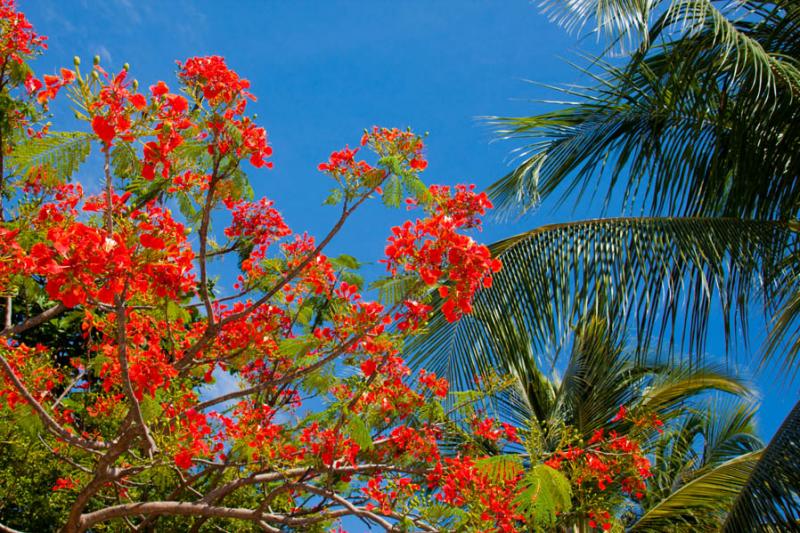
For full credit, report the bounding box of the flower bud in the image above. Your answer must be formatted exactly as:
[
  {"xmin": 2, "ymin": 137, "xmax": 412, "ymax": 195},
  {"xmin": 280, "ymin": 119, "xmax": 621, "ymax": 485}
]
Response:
[
  {"xmin": 93, "ymin": 55, "xmax": 100, "ymax": 65},
  {"xmin": 123, "ymin": 62, "xmax": 130, "ymax": 71},
  {"xmin": 73, "ymin": 56, "xmax": 80, "ymax": 67},
  {"xmin": 132, "ymin": 79, "xmax": 139, "ymax": 90},
  {"xmin": 92, "ymin": 70, "xmax": 99, "ymax": 80}
]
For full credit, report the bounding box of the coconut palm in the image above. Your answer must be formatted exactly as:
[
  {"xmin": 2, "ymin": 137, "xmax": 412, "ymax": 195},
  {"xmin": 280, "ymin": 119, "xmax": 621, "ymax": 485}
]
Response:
[
  {"xmin": 412, "ymin": 0, "xmax": 800, "ymax": 529},
  {"xmin": 426, "ymin": 312, "xmax": 764, "ymax": 531},
  {"xmin": 628, "ymin": 398, "xmax": 764, "ymax": 531}
]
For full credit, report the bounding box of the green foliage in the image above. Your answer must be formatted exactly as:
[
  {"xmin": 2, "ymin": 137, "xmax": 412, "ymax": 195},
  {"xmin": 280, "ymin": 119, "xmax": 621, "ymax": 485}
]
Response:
[
  {"xmin": 8, "ymin": 131, "xmax": 91, "ymax": 184},
  {"xmin": 512, "ymin": 465, "xmax": 572, "ymax": 528},
  {"xmin": 0, "ymin": 418, "xmax": 72, "ymax": 531},
  {"xmin": 345, "ymin": 414, "xmax": 374, "ymax": 451},
  {"xmin": 382, "ymin": 174, "xmax": 403, "ymax": 207},
  {"xmin": 475, "ymin": 454, "xmax": 524, "ymax": 482}
]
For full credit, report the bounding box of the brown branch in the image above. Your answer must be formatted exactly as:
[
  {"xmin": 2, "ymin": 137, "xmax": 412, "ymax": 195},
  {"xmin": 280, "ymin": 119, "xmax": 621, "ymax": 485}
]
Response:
[
  {"xmin": 61, "ymin": 421, "xmax": 142, "ymax": 532},
  {"xmin": 77, "ymin": 501, "xmax": 357, "ymax": 531},
  {"xmin": 114, "ymin": 290, "xmax": 157, "ymax": 458},
  {"xmin": 291, "ymin": 482, "xmax": 393, "ymax": 531},
  {"xmin": 200, "ymin": 463, "xmax": 427, "ymax": 507},
  {"xmin": 0, "ymin": 521, "xmax": 25, "ymax": 533},
  {"xmin": 0, "ymin": 302, "xmax": 67, "ymax": 337},
  {"xmin": 0, "ymin": 350, "xmax": 107, "ymax": 451}
]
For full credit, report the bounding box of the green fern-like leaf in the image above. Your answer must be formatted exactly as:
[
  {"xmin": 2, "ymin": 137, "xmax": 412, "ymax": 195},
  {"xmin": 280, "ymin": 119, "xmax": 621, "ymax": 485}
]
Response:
[
  {"xmin": 111, "ymin": 142, "xmax": 141, "ymax": 181},
  {"xmin": 513, "ymin": 464, "xmax": 572, "ymax": 528},
  {"xmin": 345, "ymin": 415, "xmax": 374, "ymax": 451},
  {"xmin": 382, "ymin": 175, "xmax": 402, "ymax": 208},
  {"xmin": 9, "ymin": 131, "xmax": 91, "ymax": 183},
  {"xmin": 475, "ymin": 454, "xmax": 524, "ymax": 482}
]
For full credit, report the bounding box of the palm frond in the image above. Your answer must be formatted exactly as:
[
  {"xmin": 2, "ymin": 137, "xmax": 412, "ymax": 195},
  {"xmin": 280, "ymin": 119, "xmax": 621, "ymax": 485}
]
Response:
[
  {"xmin": 408, "ymin": 218, "xmax": 797, "ymax": 392},
  {"xmin": 722, "ymin": 398, "xmax": 800, "ymax": 532},
  {"xmin": 629, "ymin": 450, "xmax": 763, "ymax": 531},
  {"xmin": 538, "ymin": 0, "xmax": 655, "ymax": 52},
  {"xmin": 490, "ymin": 3, "xmax": 800, "ymax": 220},
  {"xmin": 638, "ymin": 367, "xmax": 752, "ymax": 422}
]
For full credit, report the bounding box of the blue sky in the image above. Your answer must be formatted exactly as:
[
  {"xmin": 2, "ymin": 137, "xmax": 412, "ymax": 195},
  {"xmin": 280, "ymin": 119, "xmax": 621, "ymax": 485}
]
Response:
[{"xmin": 23, "ymin": 0, "xmax": 794, "ymax": 441}]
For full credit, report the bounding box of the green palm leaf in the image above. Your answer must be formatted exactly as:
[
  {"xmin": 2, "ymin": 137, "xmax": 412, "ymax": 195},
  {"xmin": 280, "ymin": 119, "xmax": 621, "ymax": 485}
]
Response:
[
  {"xmin": 722, "ymin": 398, "xmax": 800, "ymax": 532},
  {"xmin": 490, "ymin": 3, "xmax": 800, "ymax": 220},
  {"xmin": 629, "ymin": 450, "xmax": 763, "ymax": 531},
  {"xmin": 408, "ymin": 217, "xmax": 796, "ymax": 392}
]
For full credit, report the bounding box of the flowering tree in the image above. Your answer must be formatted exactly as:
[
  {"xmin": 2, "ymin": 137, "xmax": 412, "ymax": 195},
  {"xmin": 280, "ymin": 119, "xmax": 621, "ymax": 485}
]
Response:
[{"xmin": 0, "ymin": 3, "xmax": 658, "ymax": 531}]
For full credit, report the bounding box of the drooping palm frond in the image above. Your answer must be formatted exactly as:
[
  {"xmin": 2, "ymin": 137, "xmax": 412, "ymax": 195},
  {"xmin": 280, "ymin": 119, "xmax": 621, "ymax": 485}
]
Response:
[
  {"xmin": 629, "ymin": 450, "xmax": 763, "ymax": 531},
  {"xmin": 763, "ymin": 245, "xmax": 800, "ymax": 379},
  {"xmin": 538, "ymin": 0, "xmax": 655, "ymax": 51},
  {"xmin": 407, "ymin": 217, "xmax": 797, "ymax": 393},
  {"xmin": 641, "ymin": 397, "xmax": 761, "ymax": 510},
  {"xmin": 490, "ymin": 2, "xmax": 800, "ymax": 220},
  {"xmin": 699, "ymin": 397, "xmax": 763, "ymax": 465},
  {"xmin": 722, "ymin": 398, "xmax": 800, "ymax": 532}
]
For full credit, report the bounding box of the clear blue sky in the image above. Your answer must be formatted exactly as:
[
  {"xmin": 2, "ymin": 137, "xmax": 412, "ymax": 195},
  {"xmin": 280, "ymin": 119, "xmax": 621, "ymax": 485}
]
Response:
[{"xmin": 23, "ymin": 0, "xmax": 794, "ymax": 441}]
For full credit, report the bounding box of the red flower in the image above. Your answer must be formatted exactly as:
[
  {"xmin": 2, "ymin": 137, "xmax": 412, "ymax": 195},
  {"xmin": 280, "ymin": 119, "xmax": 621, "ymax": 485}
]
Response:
[
  {"xmin": 52, "ymin": 477, "xmax": 77, "ymax": 491},
  {"xmin": 91, "ymin": 115, "xmax": 116, "ymax": 144},
  {"xmin": 150, "ymin": 81, "xmax": 169, "ymax": 97},
  {"xmin": 130, "ymin": 92, "xmax": 147, "ymax": 110},
  {"xmin": 174, "ymin": 448, "xmax": 194, "ymax": 469},
  {"xmin": 611, "ymin": 405, "xmax": 627, "ymax": 423}
]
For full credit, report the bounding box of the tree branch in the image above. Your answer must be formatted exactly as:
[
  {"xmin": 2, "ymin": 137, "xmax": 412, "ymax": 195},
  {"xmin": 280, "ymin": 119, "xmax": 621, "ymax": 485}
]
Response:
[{"xmin": 0, "ymin": 302, "xmax": 67, "ymax": 337}]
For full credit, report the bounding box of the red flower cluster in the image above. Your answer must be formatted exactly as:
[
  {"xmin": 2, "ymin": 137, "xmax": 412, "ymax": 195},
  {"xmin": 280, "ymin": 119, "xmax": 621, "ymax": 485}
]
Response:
[
  {"xmin": 384, "ymin": 184, "xmax": 502, "ymax": 321},
  {"xmin": 179, "ymin": 56, "xmax": 273, "ymax": 169},
  {"xmin": 471, "ymin": 416, "xmax": 521, "ymax": 443},
  {"xmin": 0, "ymin": 0, "xmax": 46, "ymax": 68},
  {"xmin": 90, "ymin": 68, "xmax": 148, "ymax": 148},
  {"xmin": 317, "ymin": 146, "xmax": 374, "ymax": 178},
  {"xmin": 0, "ymin": 341, "xmax": 62, "ymax": 410},
  {"xmin": 438, "ymin": 455, "xmax": 524, "ymax": 532},
  {"xmin": 25, "ymin": 68, "xmax": 74, "ymax": 106},
  {"xmin": 300, "ymin": 422, "xmax": 360, "ymax": 467},
  {"xmin": 0, "ymin": 227, "xmax": 25, "ymax": 293},
  {"xmin": 178, "ymin": 55, "xmax": 253, "ymax": 106},
  {"xmin": 52, "ymin": 477, "xmax": 78, "ymax": 492},
  {"xmin": 588, "ymin": 510, "xmax": 613, "ymax": 531},
  {"xmin": 224, "ymin": 197, "xmax": 291, "ymax": 248},
  {"xmin": 419, "ymin": 369, "xmax": 449, "ymax": 398},
  {"xmin": 362, "ymin": 126, "xmax": 427, "ymax": 170},
  {"xmin": 141, "ymin": 80, "xmax": 193, "ymax": 179}
]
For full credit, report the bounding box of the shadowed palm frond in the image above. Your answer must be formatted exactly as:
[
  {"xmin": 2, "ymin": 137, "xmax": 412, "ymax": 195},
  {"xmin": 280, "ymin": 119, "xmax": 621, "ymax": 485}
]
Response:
[
  {"xmin": 641, "ymin": 397, "xmax": 761, "ymax": 508},
  {"xmin": 722, "ymin": 398, "xmax": 800, "ymax": 532}
]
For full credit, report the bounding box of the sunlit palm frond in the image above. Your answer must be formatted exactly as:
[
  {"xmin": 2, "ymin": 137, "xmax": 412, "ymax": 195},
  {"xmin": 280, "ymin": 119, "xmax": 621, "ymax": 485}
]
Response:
[
  {"xmin": 629, "ymin": 450, "xmax": 763, "ymax": 531},
  {"xmin": 491, "ymin": 3, "xmax": 800, "ymax": 220},
  {"xmin": 408, "ymin": 217, "xmax": 797, "ymax": 391}
]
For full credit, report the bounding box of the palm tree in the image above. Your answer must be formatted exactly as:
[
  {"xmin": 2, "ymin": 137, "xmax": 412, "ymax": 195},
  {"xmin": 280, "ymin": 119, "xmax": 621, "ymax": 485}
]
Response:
[
  {"xmin": 412, "ymin": 1, "xmax": 800, "ymax": 529},
  {"xmin": 629, "ymin": 398, "xmax": 764, "ymax": 531},
  {"xmin": 426, "ymin": 313, "xmax": 763, "ymax": 530}
]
